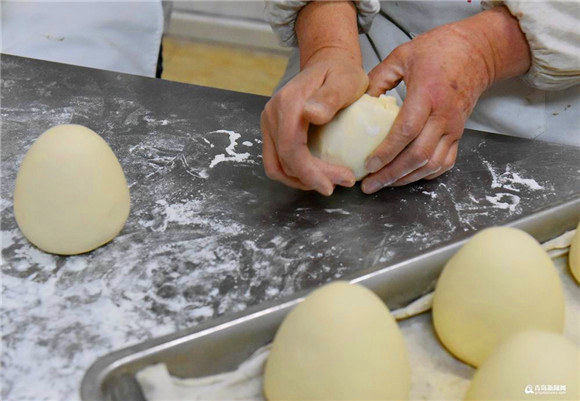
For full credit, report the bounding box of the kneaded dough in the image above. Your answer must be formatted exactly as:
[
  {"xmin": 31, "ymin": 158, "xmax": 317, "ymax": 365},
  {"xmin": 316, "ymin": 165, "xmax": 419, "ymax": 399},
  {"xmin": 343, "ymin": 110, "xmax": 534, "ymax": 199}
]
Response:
[
  {"xmin": 568, "ymin": 222, "xmax": 580, "ymax": 283},
  {"xmin": 263, "ymin": 281, "xmax": 410, "ymax": 400},
  {"xmin": 432, "ymin": 227, "xmax": 565, "ymax": 367},
  {"xmin": 14, "ymin": 124, "xmax": 130, "ymax": 255},
  {"xmin": 465, "ymin": 330, "xmax": 580, "ymax": 400},
  {"xmin": 308, "ymin": 94, "xmax": 400, "ymax": 180}
]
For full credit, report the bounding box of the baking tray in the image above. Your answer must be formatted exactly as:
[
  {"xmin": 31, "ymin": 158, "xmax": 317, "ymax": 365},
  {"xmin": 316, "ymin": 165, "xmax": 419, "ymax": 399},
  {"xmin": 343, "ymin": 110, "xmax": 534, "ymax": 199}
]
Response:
[{"xmin": 80, "ymin": 198, "xmax": 579, "ymax": 401}]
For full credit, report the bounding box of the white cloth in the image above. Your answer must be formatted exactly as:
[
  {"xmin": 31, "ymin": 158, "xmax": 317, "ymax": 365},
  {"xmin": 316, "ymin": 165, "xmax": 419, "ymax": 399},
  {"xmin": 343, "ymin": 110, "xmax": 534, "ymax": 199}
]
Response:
[
  {"xmin": 0, "ymin": 0, "xmax": 164, "ymax": 77},
  {"xmin": 136, "ymin": 230, "xmax": 580, "ymax": 401},
  {"xmin": 267, "ymin": 0, "xmax": 580, "ymax": 146},
  {"xmin": 482, "ymin": 1, "xmax": 580, "ymax": 91},
  {"xmin": 267, "ymin": 0, "xmax": 580, "ymax": 90}
]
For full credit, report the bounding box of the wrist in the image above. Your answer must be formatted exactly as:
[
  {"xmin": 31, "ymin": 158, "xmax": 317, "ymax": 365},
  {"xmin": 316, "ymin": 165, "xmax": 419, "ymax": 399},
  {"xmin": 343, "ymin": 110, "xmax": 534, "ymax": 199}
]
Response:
[
  {"xmin": 296, "ymin": 1, "xmax": 362, "ymax": 69},
  {"xmin": 303, "ymin": 46, "xmax": 363, "ymax": 71},
  {"xmin": 452, "ymin": 6, "xmax": 531, "ymax": 86}
]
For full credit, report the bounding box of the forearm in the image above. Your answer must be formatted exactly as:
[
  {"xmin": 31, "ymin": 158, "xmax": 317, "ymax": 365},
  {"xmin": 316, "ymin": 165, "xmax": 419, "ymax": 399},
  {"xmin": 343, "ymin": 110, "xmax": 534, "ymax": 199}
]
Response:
[
  {"xmin": 452, "ymin": 6, "xmax": 531, "ymax": 85},
  {"xmin": 296, "ymin": 1, "xmax": 362, "ymax": 69}
]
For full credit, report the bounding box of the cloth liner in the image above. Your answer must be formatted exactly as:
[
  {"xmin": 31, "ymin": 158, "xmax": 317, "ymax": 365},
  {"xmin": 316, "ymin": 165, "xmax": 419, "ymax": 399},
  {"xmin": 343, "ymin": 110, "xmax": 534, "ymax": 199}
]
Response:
[{"xmin": 137, "ymin": 229, "xmax": 579, "ymax": 401}]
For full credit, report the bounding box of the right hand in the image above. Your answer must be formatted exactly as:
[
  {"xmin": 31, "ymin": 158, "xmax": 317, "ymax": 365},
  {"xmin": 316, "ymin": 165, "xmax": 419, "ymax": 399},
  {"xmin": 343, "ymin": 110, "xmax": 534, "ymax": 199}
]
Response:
[{"xmin": 261, "ymin": 48, "xmax": 368, "ymax": 196}]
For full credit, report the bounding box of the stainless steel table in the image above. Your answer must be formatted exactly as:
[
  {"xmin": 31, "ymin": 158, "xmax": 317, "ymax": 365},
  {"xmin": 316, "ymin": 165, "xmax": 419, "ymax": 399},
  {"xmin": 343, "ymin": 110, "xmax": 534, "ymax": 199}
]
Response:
[{"xmin": 1, "ymin": 55, "xmax": 578, "ymax": 401}]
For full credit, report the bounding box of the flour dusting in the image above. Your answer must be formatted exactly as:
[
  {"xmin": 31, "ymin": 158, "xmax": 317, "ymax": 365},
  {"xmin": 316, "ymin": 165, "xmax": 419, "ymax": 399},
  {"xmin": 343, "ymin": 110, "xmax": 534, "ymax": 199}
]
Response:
[
  {"xmin": 3, "ymin": 54, "xmax": 578, "ymax": 401},
  {"xmin": 323, "ymin": 209, "xmax": 350, "ymax": 215},
  {"xmin": 422, "ymin": 191, "xmax": 437, "ymax": 199},
  {"xmin": 482, "ymin": 159, "xmax": 544, "ymax": 192},
  {"xmin": 478, "ymin": 158, "xmax": 547, "ymax": 214},
  {"xmin": 208, "ymin": 130, "xmax": 252, "ymax": 168},
  {"xmin": 137, "ymin": 198, "xmax": 242, "ymax": 237},
  {"xmin": 485, "ymin": 192, "xmax": 521, "ymax": 213}
]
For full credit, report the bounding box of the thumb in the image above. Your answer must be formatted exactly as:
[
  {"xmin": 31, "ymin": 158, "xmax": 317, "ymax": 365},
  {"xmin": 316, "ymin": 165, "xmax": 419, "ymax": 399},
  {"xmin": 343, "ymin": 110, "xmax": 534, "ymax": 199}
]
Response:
[
  {"xmin": 303, "ymin": 72, "xmax": 367, "ymax": 126},
  {"xmin": 367, "ymin": 50, "xmax": 405, "ymax": 96}
]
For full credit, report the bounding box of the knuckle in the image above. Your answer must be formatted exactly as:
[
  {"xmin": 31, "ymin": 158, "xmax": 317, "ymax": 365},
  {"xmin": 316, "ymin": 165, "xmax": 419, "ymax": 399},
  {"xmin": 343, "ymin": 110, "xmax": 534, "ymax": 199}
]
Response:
[
  {"xmin": 395, "ymin": 122, "xmax": 418, "ymax": 141},
  {"xmin": 429, "ymin": 114, "xmax": 447, "ymax": 127},
  {"xmin": 320, "ymin": 91, "xmax": 340, "ymax": 110},
  {"xmin": 368, "ymin": 67, "xmax": 380, "ymax": 81},
  {"xmin": 272, "ymin": 93, "xmax": 285, "ymax": 107},
  {"xmin": 273, "ymin": 88, "xmax": 291, "ymax": 106},
  {"xmin": 411, "ymin": 146, "xmax": 432, "ymax": 165}
]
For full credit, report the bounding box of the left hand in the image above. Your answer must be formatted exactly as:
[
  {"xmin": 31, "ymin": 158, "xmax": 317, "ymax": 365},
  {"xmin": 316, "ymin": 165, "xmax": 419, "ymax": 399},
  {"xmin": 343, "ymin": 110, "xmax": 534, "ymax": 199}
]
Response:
[{"xmin": 361, "ymin": 6, "xmax": 531, "ymax": 194}]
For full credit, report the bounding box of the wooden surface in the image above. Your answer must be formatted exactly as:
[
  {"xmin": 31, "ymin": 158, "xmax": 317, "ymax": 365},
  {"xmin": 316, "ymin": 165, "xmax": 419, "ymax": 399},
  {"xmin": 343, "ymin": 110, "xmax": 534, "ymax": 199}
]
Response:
[{"xmin": 161, "ymin": 36, "xmax": 288, "ymax": 96}]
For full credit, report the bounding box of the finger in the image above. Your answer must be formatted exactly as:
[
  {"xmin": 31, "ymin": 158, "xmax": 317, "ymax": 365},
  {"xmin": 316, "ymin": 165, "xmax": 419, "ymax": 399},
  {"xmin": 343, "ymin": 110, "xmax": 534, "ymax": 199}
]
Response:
[
  {"xmin": 365, "ymin": 87, "xmax": 431, "ymax": 175},
  {"xmin": 261, "ymin": 117, "xmax": 311, "ymax": 191},
  {"xmin": 279, "ymin": 144, "xmax": 336, "ymax": 196},
  {"xmin": 280, "ymin": 150, "xmax": 356, "ymax": 190},
  {"xmin": 277, "ymin": 97, "xmax": 351, "ymax": 195},
  {"xmin": 361, "ymin": 117, "xmax": 443, "ymax": 194},
  {"xmin": 390, "ymin": 134, "xmax": 454, "ymax": 187},
  {"xmin": 367, "ymin": 48, "xmax": 405, "ymax": 96},
  {"xmin": 275, "ymin": 112, "xmax": 335, "ymax": 195},
  {"xmin": 303, "ymin": 70, "xmax": 368, "ymax": 126},
  {"xmin": 312, "ymin": 158, "xmax": 357, "ymax": 188},
  {"xmin": 424, "ymin": 140, "xmax": 459, "ymax": 180}
]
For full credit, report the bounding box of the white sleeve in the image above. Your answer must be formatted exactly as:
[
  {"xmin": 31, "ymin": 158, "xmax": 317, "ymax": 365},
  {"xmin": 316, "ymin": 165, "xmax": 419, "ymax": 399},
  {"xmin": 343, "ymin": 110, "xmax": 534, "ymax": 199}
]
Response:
[
  {"xmin": 482, "ymin": 0, "xmax": 580, "ymax": 90},
  {"xmin": 265, "ymin": 0, "xmax": 380, "ymax": 47}
]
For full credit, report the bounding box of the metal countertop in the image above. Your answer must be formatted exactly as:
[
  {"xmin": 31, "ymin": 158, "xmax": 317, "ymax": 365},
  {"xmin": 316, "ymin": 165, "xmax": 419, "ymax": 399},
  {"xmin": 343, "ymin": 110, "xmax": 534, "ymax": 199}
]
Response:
[{"xmin": 1, "ymin": 55, "xmax": 579, "ymax": 400}]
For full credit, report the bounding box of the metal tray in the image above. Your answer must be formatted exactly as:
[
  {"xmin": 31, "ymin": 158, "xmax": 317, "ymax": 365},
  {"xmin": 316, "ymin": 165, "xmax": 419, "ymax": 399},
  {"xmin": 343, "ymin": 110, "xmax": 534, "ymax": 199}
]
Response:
[{"xmin": 81, "ymin": 198, "xmax": 579, "ymax": 401}]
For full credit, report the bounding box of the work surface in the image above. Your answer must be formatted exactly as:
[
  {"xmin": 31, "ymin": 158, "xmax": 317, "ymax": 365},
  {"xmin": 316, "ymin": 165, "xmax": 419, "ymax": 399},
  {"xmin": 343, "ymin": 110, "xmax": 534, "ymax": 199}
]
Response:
[{"xmin": 1, "ymin": 55, "xmax": 579, "ymax": 400}]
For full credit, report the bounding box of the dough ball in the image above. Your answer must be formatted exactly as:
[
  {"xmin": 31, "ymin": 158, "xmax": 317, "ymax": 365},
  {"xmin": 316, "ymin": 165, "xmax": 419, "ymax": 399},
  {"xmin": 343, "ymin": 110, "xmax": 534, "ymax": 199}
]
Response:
[
  {"xmin": 568, "ymin": 221, "xmax": 580, "ymax": 283},
  {"xmin": 14, "ymin": 124, "xmax": 130, "ymax": 255},
  {"xmin": 308, "ymin": 94, "xmax": 400, "ymax": 180},
  {"xmin": 465, "ymin": 330, "xmax": 580, "ymax": 400},
  {"xmin": 263, "ymin": 281, "xmax": 410, "ymax": 400},
  {"xmin": 432, "ymin": 227, "xmax": 565, "ymax": 367}
]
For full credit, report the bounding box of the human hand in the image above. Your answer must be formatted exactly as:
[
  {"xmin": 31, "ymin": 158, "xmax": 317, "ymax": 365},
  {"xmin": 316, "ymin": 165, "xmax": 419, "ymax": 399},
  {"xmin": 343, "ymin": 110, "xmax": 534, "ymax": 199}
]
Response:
[
  {"xmin": 361, "ymin": 6, "xmax": 531, "ymax": 194},
  {"xmin": 261, "ymin": 48, "xmax": 368, "ymax": 195}
]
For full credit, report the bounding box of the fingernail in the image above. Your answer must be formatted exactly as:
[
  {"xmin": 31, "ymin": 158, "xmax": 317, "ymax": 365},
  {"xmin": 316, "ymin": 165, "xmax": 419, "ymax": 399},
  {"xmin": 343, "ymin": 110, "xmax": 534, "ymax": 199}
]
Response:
[
  {"xmin": 366, "ymin": 157, "xmax": 383, "ymax": 173},
  {"xmin": 340, "ymin": 174, "xmax": 356, "ymax": 187},
  {"xmin": 319, "ymin": 184, "xmax": 334, "ymax": 196},
  {"xmin": 362, "ymin": 180, "xmax": 382, "ymax": 194}
]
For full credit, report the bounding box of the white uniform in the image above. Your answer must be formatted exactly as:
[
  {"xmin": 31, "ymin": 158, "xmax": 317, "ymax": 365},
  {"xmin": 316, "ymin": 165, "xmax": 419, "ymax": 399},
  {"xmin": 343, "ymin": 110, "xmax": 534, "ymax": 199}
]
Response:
[
  {"xmin": 0, "ymin": 0, "xmax": 165, "ymax": 77},
  {"xmin": 266, "ymin": 0, "xmax": 580, "ymax": 146}
]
